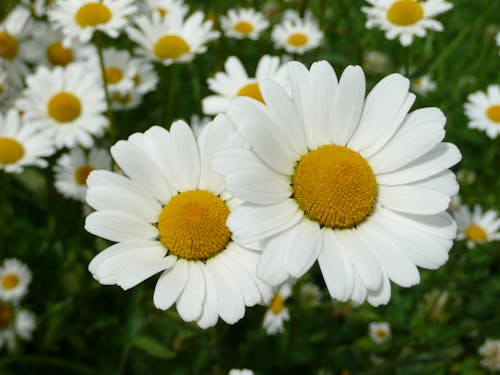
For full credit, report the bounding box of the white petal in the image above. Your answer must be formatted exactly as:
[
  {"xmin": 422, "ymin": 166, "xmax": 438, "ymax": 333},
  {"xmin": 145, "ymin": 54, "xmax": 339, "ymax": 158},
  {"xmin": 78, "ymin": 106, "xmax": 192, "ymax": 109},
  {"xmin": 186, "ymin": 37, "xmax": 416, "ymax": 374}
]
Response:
[
  {"xmin": 366, "ymin": 272, "xmax": 391, "ymax": 306},
  {"xmin": 118, "ymin": 255, "xmax": 176, "ymax": 291},
  {"xmin": 153, "ymin": 259, "xmax": 189, "ymax": 310},
  {"xmin": 378, "ymin": 185, "xmax": 450, "ymax": 215},
  {"xmin": 381, "ymin": 209, "xmax": 457, "ymax": 239},
  {"xmin": 257, "ymin": 237, "xmax": 291, "ymax": 286},
  {"xmin": 408, "ymin": 170, "xmax": 459, "ymax": 196},
  {"xmin": 349, "ymin": 271, "xmax": 368, "ymax": 304},
  {"xmin": 196, "ymin": 265, "xmax": 219, "ymax": 328},
  {"xmin": 176, "ymin": 261, "xmax": 205, "ymax": 322}
]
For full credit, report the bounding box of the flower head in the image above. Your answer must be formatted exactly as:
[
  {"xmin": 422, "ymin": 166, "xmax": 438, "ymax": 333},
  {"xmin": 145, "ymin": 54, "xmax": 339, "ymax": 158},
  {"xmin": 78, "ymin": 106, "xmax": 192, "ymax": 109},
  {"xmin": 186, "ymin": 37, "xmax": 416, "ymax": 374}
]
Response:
[
  {"xmin": 271, "ymin": 10, "xmax": 323, "ymax": 54},
  {"xmin": 464, "ymin": 84, "xmax": 500, "ymax": 139},
  {"xmin": 369, "ymin": 322, "xmax": 391, "ymax": 344},
  {"xmin": 453, "ymin": 205, "xmax": 500, "ymax": 248},
  {"xmin": 479, "ymin": 339, "xmax": 500, "ymax": 372},
  {"xmin": 220, "ymin": 8, "xmax": 269, "ymax": 40},
  {"xmin": 263, "ymin": 283, "xmax": 291, "ymax": 335},
  {"xmin": 0, "ymin": 259, "xmax": 32, "ymax": 303}
]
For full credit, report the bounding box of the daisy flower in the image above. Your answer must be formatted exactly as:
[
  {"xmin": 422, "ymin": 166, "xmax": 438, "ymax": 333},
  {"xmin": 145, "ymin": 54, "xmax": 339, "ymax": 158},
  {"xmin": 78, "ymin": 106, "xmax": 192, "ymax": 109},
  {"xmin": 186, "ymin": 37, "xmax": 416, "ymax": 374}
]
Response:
[
  {"xmin": 85, "ymin": 118, "xmax": 272, "ymax": 328},
  {"xmin": 362, "ymin": 0, "xmax": 453, "ymax": 46},
  {"xmin": 214, "ymin": 61, "xmax": 461, "ymax": 306},
  {"xmin": 141, "ymin": 0, "xmax": 188, "ymax": 19},
  {"xmin": 24, "ymin": 22, "xmax": 95, "ymax": 68},
  {"xmin": 0, "ymin": 302, "xmax": 36, "ymax": 353},
  {"xmin": 363, "ymin": 50, "xmax": 389, "ymax": 74},
  {"xmin": 0, "ymin": 259, "xmax": 32, "ymax": 303},
  {"xmin": 21, "ymin": 0, "xmax": 55, "ymax": 17},
  {"xmin": 17, "ymin": 63, "xmax": 108, "ymax": 149},
  {"xmin": 453, "ymin": 205, "xmax": 500, "ymax": 248},
  {"xmin": 91, "ymin": 47, "xmax": 140, "ymax": 94},
  {"xmin": 479, "ymin": 338, "xmax": 500, "ymax": 372},
  {"xmin": 369, "ymin": 322, "xmax": 391, "ymax": 344},
  {"xmin": 54, "ymin": 147, "xmax": 111, "ymax": 202},
  {"xmin": 48, "ymin": 0, "xmax": 137, "ymax": 45},
  {"xmin": 464, "ymin": 84, "xmax": 500, "ymax": 139},
  {"xmin": 220, "ymin": 8, "xmax": 269, "ymax": 40},
  {"xmin": 263, "ymin": 283, "xmax": 291, "ymax": 335},
  {"xmin": 202, "ymin": 55, "xmax": 288, "ymax": 115},
  {"xmin": 0, "ymin": 7, "xmax": 33, "ymax": 86},
  {"xmin": 298, "ymin": 282, "xmax": 321, "ymax": 307},
  {"xmin": 127, "ymin": 11, "xmax": 219, "ymax": 66},
  {"xmin": 0, "ymin": 109, "xmax": 54, "ymax": 174},
  {"xmin": 271, "ymin": 10, "xmax": 323, "ymax": 54},
  {"xmin": 229, "ymin": 370, "xmax": 254, "ymax": 375},
  {"xmin": 412, "ymin": 74, "xmax": 436, "ymax": 95}
]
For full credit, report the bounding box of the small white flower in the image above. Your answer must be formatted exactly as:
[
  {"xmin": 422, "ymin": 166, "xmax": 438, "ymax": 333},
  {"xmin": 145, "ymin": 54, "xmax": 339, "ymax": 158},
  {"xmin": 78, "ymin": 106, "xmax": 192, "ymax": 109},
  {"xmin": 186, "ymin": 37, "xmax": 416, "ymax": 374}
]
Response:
[
  {"xmin": 412, "ymin": 74, "xmax": 436, "ymax": 95},
  {"xmin": 0, "ymin": 109, "xmax": 54, "ymax": 173},
  {"xmin": 17, "ymin": 63, "xmax": 108, "ymax": 149},
  {"xmin": 127, "ymin": 11, "xmax": 219, "ymax": 66},
  {"xmin": 220, "ymin": 8, "xmax": 269, "ymax": 40},
  {"xmin": 479, "ymin": 339, "xmax": 500, "ymax": 372},
  {"xmin": 141, "ymin": 0, "xmax": 189, "ymax": 19},
  {"xmin": 464, "ymin": 84, "xmax": 500, "ymax": 139},
  {"xmin": 263, "ymin": 283, "xmax": 291, "ymax": 335},
  {"xmin": 0, "ymin": 302, "xmax": 36, "ymax": 352},
  {"xmin": 363, "ymin": 50, "xmax": 389, "ymax": 74},
  {"xmin": 369, "ymin": 322, "xmax": 391, "ymax": 344},
  {"xmin": 202, "ymin": 55, "xmax": 288, "ymax": 115},
  {"xmin": 54, "ymin": 147, "xmax": 112, "ymax": 202},
  {"xmin": 0, "ymin": 259, "xmax": 32, "ymax": 303},
  {"xmin": 362, "ymin": 0, "xmax": 453, "ymax": 46},
  {"xmin": 271, "ymin": 10, "xmax": 323, "ymax": 54},
  {"xmin": 453, "ymin": 205, "xmax": 500, "ymax": 248},
  {"xmin": 49, "ymin": 0, "xmax": 137, "ymax": 45},
  {"xmin": 298, "ymin": 282, "xmax": 321, "ymax": 307},
  {"xmin": 228, "ymin": 370, "xmax": 254, "ymax": 375}
]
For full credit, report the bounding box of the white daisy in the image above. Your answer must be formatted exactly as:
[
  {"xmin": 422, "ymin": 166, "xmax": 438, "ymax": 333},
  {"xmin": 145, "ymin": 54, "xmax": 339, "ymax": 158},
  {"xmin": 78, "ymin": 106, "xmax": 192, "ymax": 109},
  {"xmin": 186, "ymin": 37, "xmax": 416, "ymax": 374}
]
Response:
[
  {"xmin": 363, "ymin": 50, "xmax": 389, "ymax": 74},
  {"xmin": 24, "ymin": 22, "xmax": 95, "ymax": 68},
  {"xmin": 298, "ymin": 282, "xmax": 321, "ymax": 307},
  {"xmin": 220, "ymin": 8, "xmax": 269, "ymax": 40},
  {"xmin": 0, "ymin": 259, "xmax": 32, "ymax": 303},
  {"xmin": 202, "ymin": 55, "xmax": 288, "ymax": 115},
  {"xmin": 271, "ymin": 10, "xmax": 323, "ymax": 54},
  {"xmin": 229, "ymin": 370, "xmax": 254, "ymax": 375},
  {"xmin": 54, "ymin": 147, "xmax": 111, "ymax": 202},
  {"xmin": 48, "ymin": 0, "xmax": 137, "ymax": 45},
  {"xmin": 453, "ymin": 205, "xmax": 500, "ymax": 248},
  {"xmin": 0, "ymin": 109, "xmax": 54, "ymax": 173},
  {"xmin": 0, "ymin": 302, "xmax": 36, "ymax": 352},
  {"xmin": 412, "ymin": 74, "xmax": 436, "ymax": 95},
  {"xmin": 214, "ymin": 61, "xmax": 461, "ymax": 306},
  {"xmin": 369, "ymin": 322, "xmax": 391, "ymax": 344},
  {"xmin": 133, "ymin": 58, "xmax": 159, "ymax": 95},
  {"xmin": 127, "ymin": 11, "xmax": 219, "ymax": 66},
  {"xmin": 479, "ymin": 339, "xmax": 500, "ymax": 372},
  {"xmin": 0, "ymin": 6, "xmax": 33, "ymax": 86},
  {"xmin": 464, "ymin": 85, "xmax": 500, "ymax": 139},
  {"xmin": 362, "ymin": 0, "xmax": 453, "ymax": 46},
  {"xmin": 262, "ymin": 283, "xmax": 291, "ymax": 335},
  {"xmin": 21, "ymin": 0, "xmax": 55, "ymax": 17},
  {"xmin": 141, "ymin": 0, "xmax": 188, "ymax": 19},
  {"xmin": 17, "ymin": 63, "xmax": 108, "ymax": 149},
  {"xmin": 85, "ymin": 118, "xmax": 272, "ymax": 328}
]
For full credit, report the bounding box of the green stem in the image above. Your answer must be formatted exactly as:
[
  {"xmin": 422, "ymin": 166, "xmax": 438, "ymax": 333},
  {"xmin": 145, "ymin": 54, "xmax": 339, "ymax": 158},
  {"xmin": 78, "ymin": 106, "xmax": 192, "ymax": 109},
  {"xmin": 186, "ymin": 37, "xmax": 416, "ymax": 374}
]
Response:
[
  {"xmin": 94, "ymin": 32, "xmax": 116, "ymax": 142},
  {"xmin": 0, "ymin": 171, "xmax": 7, "ymax": 251},
  {"xmin": 402, "ymin": 46, "xmax": 410, "ymax": 77},
  {"xmin": 164, "ymin": 64, "xmax": 177, "ymax": 129}
]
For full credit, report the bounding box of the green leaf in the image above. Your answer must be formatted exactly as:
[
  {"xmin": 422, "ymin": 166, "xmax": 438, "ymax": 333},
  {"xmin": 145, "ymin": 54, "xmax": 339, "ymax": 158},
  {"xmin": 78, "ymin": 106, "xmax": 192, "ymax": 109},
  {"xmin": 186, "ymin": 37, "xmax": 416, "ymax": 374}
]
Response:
[{"xmin": 132, "ymin": 335, "xmax": 175, "ymax": 360}]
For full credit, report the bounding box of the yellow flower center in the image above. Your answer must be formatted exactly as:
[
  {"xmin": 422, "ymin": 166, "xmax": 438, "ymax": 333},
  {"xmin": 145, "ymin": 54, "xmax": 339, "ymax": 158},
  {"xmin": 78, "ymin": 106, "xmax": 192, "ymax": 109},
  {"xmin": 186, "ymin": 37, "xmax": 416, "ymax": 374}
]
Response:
[
  {"xmin": 132, "ymin": 74, "xmax": 141, "ymax": 86},
  {"xmin": 292, "ymin": 145, "xmax": 377, "ymax": 229},
  {"xmin": 105, "ymin": 67, "xmax": 123, "ymax": 84},
  {"xmin": 47, "ymin": 92, "xmax": 82, "ymax": 123},
  {"xmin": 158, "ymin": 190, "xmax": 231, "ymax": 260},
  {"xmin": 236, "ymin": 82, "xmax": 264, "ymax": 103},
  {"xmin": 387, "ymin": 0, "xmax": 424, "ymax": 26},
  {"xmin": 74, "ymin": 164, "xmax": 94, "ymax": 185},
  {"xmin": 112, "ymin": 91, "xmax": 132, "ymax": 104},
  {"xmin": 233, "ymin": 20, "xmax": 254, "ymax": 35},
  {"xmin": 465, "ymin": 224, "xmax": 487, "ymax": 242},
  {"xmin": 0, "ymin": 137, "xmax": 25, "ymax": 165},
  {"xmin": 287, "ymin": 32, "xmax": 309, "ymax": 47},
  {"xmin": 486, "ymin": 104, "xmax": 500, "ymax": 123},
  {"xmin": 156, "ymin": 7, "xmax": 168, "ymax": 17},
  {"xmin": 153, "ymin": 35, "xmax": 190, "ymax": 59},
  {"xmin": 1, "ymin": 273, "xmax": 19, "ymax": 290},
  {"xmin": 75, "ymin": 2, "xmax": 112, "ymax": 27},
  {"xmin": 47, "ymin": 42, "xmax": 73, "ymax": 66},
  {"xmin": 376, "ymin": 328, "xmax": 388, "ymax": 338},
  {"xmin": 269, "ymin": 293, "xmax": 284, "ymax": 314},
  {"xmin": 0, "ymin": 303, "xmax": 11, "ymax": 329},
  {"xmin": 0, "ymin": 31, "xmax": 19, "ymax": 60}
]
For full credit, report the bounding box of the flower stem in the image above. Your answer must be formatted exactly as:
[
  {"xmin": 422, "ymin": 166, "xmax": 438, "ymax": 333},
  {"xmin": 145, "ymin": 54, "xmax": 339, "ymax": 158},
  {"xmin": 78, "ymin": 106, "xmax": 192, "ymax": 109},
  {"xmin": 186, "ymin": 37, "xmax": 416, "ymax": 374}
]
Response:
[
  {"xmin": 164, "ymin": 64, "xmax": 177, "ymax": 129},
  {"xmin": 403, "ymin": 46, "xmax": 410, "ymax": 77}
]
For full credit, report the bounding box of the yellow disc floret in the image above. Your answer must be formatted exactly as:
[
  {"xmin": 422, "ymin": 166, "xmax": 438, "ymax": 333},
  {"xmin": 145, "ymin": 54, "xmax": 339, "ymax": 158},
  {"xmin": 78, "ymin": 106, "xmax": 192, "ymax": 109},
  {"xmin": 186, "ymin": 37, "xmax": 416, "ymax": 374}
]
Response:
[
  {"xmin": 0, "ymin": 303, "xmax": 11, "ymax": 329},
  {"xmin": 47, "ymin": 42, "xmax": 73, "ymax": 66},
  {"xmin": 465, "ymin": 224, "xmax": 488, "ymax": 242},
  {"xmin": 0, "ymin": 137, "xmax": 24, "ymax": 165},
  {"xmin": 105, "ymin": 67, "xmax": 123, "ymax": 84},
  {"xmin": 287, "ymin": 32, "xmax": 309, "ymax": 47},
  {"xmin": 387, "ymin": 0, "xmax": 424, "ymax": 26},
  {"xmin": 0, "ymin": 31, "xmax": 19, "ymax": 60},
  {"xmin": 75, "ymin": 2, "xmax": 112, "ymax": 27},
  {"xmin": 158, "ymin": 190, "xmax": 231, "ymax": 260},
  {"xmin": 48, "ymin": 92, "xmax": 82, "ymax": 123},
  {"xmin": 237, "ymin": 82, "xmax": 264, "ymax": 103},
  {"xmin": 74, "ymin": 164, "xmax": 94, "ymax": 185},
  {"xmin": 234, "ymin": 20, "xmax": 254, "ymax": 35},
  {"xmin": 486, "ymin": 104, "xmax": 500, "ymax": 123},
  {"xmin": 1, "ymin": 273, "xmax": 19, "ymax": 290},
  {"xmin": 292, "ymin": 145, "xmax": 377, "ymax": 229},
  {"xmin": 269, "ymin": 293, "xmax": 284, "ymax": 314},
  {"xmin": 154, "ymin": 35, "xmax": 190, "ymax": 59}
]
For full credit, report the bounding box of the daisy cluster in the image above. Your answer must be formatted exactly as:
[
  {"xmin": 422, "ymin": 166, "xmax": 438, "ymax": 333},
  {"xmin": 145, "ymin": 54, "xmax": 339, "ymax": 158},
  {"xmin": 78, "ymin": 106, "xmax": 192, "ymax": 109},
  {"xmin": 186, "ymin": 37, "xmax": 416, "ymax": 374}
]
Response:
[{"xmin": 0, "ymin": 0, "xmax": 498, "ymax": 373}]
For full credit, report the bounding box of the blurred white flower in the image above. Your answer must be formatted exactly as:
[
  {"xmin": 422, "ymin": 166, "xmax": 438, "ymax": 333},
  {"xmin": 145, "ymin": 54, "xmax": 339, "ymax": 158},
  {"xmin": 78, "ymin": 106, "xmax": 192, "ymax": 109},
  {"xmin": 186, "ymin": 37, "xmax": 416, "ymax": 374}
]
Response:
[
  {"xmin": 263, "ymin": 283, "xmax": 291, "ymax": 335},
  {"xmin": 412, "ymin": 74, "xmax": 436, "ymax": 95},
  {"xmin": 220, "ymin": 8, "xmax": 269, "ymax": 40},
  {"xmin": 369, "ymin": 322, "xmax": 391, "ymax": 344},
  {"xmin": 271, "ymin": 10, "xmax": 323, "ymax": 54},
  {"xmin": 464, "ymin": 84, "xmax": 500, "ymax": 139},
  {"xmin": 0, "ymin": 259, "xmax": 32, "ymax": 303},
  {"xmin": 456, "ymin": 169, "xmax": 476, "ymax": 185},
  {"xmin": 0, "ymin": 302, "xmax": 36, "ymax": 353},
  {"xmin": 298, "ymin": 282, "xmax": 321, "ymax": 307},
  {"xmin": 141, "ymin": 0, "xmax": 188, "ymax": 19},
  {"xmin": 228, "ymin": 370, "xmax": 254, "ymax": 375},
  {"xmin": 454, "ymin": 205, "xmax": 500, "ymax": 248},
  {"xmin": 363, "ymin": 50, "xmax": 389, "ymax": 74},
  {"xmin": 479, "ymin": 339, "xmax": 500, "ymax": 372}
]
